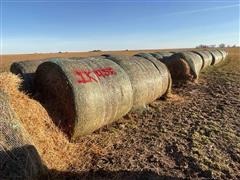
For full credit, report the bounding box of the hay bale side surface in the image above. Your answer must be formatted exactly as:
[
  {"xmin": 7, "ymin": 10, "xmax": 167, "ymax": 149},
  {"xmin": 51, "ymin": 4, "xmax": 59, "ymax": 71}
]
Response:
[
  {"xmin": 103, "ymin": 55, "xmax": 170, "ymax": 107},
  {"xmin": 191, "ymin": 50, "xmax": 213, "ymax": 69},
  {"xmin": 207, "ymin": 49, "xmax": 223, "ymax": 65},
  {"xmin": 35, "ymin": 58, "xmax": 133, "ymax": 139},
  {"xmin": 217, "ymin": 49, "xmax": 227, "ymax": 60},
  {"xmin": 0, "ymin": 90, "xmax": 46, "ymax": 179}
]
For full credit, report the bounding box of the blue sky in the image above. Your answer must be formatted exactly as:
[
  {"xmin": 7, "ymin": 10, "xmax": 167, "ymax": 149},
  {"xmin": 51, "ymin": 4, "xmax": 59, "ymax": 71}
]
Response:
[{"xmin": 1, "ymin": 0, "xmax": 239, "ymax": 54}]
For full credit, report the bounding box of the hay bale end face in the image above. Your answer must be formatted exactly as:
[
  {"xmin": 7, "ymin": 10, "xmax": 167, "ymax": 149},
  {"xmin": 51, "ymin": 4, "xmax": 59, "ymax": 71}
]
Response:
[
  {"xmin": 161, "ymin": 55, "xmax": 193, "ymax": 83},
  {"xmin": 10, "ymin": 60, "xmax": 48, "ymax": 93},
  {"xmin": 103, "ymin": 55, "xmax": 171, "ymax": 108},
  {"xmin": 191, "ymin": 50, "xmax": 213, "ymax": 69},
  {"xmin": 35, "ymin": 58, "xmax": 133, "ymax": 139},
  {"xmin": 207, "ymin": 49, "xmax": 223, "ymax": 65},
  {"xmin": 0, "ymin": 91, "xmax": 46, "ymax": 179}
]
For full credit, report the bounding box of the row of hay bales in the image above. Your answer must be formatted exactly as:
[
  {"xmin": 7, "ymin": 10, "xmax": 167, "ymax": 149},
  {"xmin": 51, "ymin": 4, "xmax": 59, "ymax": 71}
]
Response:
[
  {"xmin": 135, "ymin": 49, "xmax": 227, "ymax": 83},
  {"xmin": 9, "ymin": 49, "xmax": 227, "ymax": 139},
  {"xmin": 1, "ymin": 48, "xmax": 227, "ymax": 178}
]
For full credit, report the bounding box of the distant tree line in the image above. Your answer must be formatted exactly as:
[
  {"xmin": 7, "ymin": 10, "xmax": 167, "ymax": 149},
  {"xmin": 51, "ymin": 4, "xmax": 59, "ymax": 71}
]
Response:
[{"xmin": 196, "ymin": 44, "xmax": 238, "ymax": 48}]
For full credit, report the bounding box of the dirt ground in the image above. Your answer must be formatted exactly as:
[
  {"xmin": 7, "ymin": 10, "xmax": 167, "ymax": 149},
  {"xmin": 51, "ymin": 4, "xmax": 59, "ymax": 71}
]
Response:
[{"xmin": 1, "ymin": 48, "xmax": 239, "ymax": 179}]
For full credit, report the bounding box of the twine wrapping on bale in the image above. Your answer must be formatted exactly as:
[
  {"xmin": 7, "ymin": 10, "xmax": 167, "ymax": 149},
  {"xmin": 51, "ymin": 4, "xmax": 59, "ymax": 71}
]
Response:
[
  {"xmin": 134, "ymin": 53, "xmax": 158, "ymax": 61},
  {"xmin": 191, "ymin": 50, "xmax": 213, "ymax": 69},
  {"xmin": 207, "ymin": 49, "xmax": 223, "ymax": 65},
  {"xmin": 0, "ymin": 90, "xmax": 46, "ymax": 179},
  {"xmin": 10, "ymin": 60, "xmax": 48, "ymax": 93},
  {"xmin": 35, "ymin": 57, "xmax": 133, "ymax": 139},
  {"xmin": 103, "ymin": 54, "xmax": 171, "ymax": 108}
]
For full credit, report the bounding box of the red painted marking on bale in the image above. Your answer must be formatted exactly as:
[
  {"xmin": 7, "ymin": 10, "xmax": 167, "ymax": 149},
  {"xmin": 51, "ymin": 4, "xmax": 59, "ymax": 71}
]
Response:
[{"xmin": 75, "ymin": 67, "xmax": 117, "ymax": 84}]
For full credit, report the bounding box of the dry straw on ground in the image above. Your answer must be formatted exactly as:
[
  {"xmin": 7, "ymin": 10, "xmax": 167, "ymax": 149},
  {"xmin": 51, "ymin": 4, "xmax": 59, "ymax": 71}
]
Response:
[
  {"xmin": 35, "ymin": 57, "xmax": 133, "ymax": 139},
  {"xmin": 0, "ymin": 72, "xmax": 105, "ymax": 174},
  {"xmin": 0, "ymin": 90, "xmax": 46, "ymax": 179},
  {"xmin": 103, "ymin": 55, "xmax": 171, "ymax": 108}
]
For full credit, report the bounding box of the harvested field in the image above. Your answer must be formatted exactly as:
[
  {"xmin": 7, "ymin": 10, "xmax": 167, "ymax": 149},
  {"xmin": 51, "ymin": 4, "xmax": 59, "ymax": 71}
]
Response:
[{"xmin": 0, "ymin": 48, "xmax": 239, "ymax": 179}]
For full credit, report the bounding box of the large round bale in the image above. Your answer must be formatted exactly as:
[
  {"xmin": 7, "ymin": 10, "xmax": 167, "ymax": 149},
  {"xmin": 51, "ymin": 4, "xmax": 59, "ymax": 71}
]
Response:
[
  {"xmin": 10, "ymin": 60, "xmax": 48, "ymax": 93},
  {"xmin": 162, "ymin": 52, "xmax": 203, "ymax": 83},
  {"xmin": 35, "ymin": 58, "xmax": 133, "ymax": 139},
  {"xmin": 134, "ymin": 53, "xmax": 158, "ymax": 61},
  {"xmin": 217, "ymin": 49, "xmax": 228, "ymax": 60},
  {"xmin": 150, "ymin": 53, "xmax": 164, "ymax": 60},
  {"xmin": 103, "ymin": 55, "xmax": 171, "ymax": 108},
  {"xmin": 0, "ymin": 91, "xmax": 46, "ymax": 179},
  {"xmin": 161, "ymin": 55, "xmax": 192, "ymax": 83},
  {"xmin": 207, "ymin": 49, "xmax": 223, "ymax": 65},
  {"xmin": 191, "ymin": 50, "xmax": 213, "ymax": 69}
]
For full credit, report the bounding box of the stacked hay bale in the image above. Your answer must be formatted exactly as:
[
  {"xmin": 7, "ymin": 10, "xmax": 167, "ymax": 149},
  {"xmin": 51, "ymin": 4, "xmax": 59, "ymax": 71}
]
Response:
[
  {"xmin": 0, "ymin": 90, "xmax": 46, "ymax": 179},
  {"xmin": 191, "ymin": 50, "xmax": 213, "ymax": 69},
  {"xmin": 207, "ymin": 49, "xmax": 223, "ymax": 65},
  {"xmin": 103, "ymin": 55, "xmax": 171, "ymax": 107},
  {"xmin": 161, "ymin": 52, "xmax": 203, "ymax": 83},
  {"xmin": 35, "ymin": 57, "xmax": 133, "ymax": 139},
  {"xmin": 10, "ymin": 60, "xmax": 48, "ymax": 93}
]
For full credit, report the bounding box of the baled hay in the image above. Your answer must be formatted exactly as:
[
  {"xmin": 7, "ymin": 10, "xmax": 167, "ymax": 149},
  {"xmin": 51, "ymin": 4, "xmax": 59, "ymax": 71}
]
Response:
[
  {"xmin": 0, "ymin": 72, "xmax": 104, "ymax": 172},
  {"xmin": 0, "ymin": 90, "xmax": 46, "ymax": 179}
]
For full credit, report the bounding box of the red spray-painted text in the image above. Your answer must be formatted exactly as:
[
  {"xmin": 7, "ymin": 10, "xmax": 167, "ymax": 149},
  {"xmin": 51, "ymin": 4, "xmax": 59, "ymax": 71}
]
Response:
[{"xmin": 75, "ymin": 67, "xmax": 117, "ymax": 84}]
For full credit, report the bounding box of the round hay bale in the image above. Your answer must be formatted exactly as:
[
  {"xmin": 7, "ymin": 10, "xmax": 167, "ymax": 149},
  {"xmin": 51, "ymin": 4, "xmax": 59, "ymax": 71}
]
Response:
[
  {"xmin": 161, "ymin": 55, "xmax": 193, "ymax": 83},
  {"xmin": 35, "ymin": 57, "xmax": 133, "ymax": 139},
  {"xmin": 207, "ymin": 49, "xmax": 223, "ymax": 65},
  {"xmin": 191, "ymin": 50, "xmax": 213, "ymax": 69},
  {"xmin": 10, "ymin": 60, "xmax": 48, "ymax": 93},
  {"xmin": 150, "ymin": 53, "xmax": 164, "ymax": 60},
  {"xmin": 0, "ymin": 91, "xmax": 46, "ymax": 179},
  {"xmin": 103, "ymin": 54, "xmax": 171, "ymax": 107},
  {"xmin": 162, "ymin": 52, "xmax": 203, "ymax": 83},
  {"xmin": 217, "ymin": 49, "xmax": 228, "ymax": 60},
  {"xmin": 134, "ymin": 53, "xmax": 158, "ymax": 61}
]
